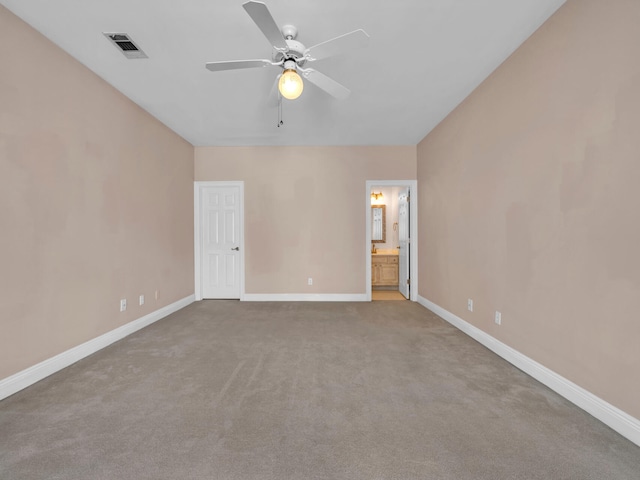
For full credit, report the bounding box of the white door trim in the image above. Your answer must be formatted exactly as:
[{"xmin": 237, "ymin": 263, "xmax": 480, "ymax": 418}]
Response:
[
  {"xmin": 397, "ymin": 187, "xmax": 410, "ymax": 299},
  {"xmin": 366, "ymin": 180, "xmax": 418, "ymax": 302},
  {"xmin": 194, "ymin": 181, "xmax": 245, "ymax": 301}
]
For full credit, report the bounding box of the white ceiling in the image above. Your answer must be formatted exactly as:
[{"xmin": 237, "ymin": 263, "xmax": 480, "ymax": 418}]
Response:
[{"xmin": 1, "ymin": 0, "xmax": 565, "ymax": 146}]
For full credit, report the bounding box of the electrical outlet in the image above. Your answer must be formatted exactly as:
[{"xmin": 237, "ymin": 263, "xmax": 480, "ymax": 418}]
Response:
[
  {"xmin": 120, "ymin": 299, "xmax": 127, "ymax": 312},
  {"xmin": 495, "ymin": 311, "xmax": 502, "ymax": 325},
  {"xmin": 467, "ymin": 298, "xmax": 473, "ymax": 312},
  {"xmin": 155, "ymin": 290, "xmax": 159, "ymax": 300},
  {"xmin": 139, "ymin": 295, "xmax": 145, "ymax": 306},
  {"xmin": 308, "ymin": 277, "xmax": 313, "ymax": 286}
]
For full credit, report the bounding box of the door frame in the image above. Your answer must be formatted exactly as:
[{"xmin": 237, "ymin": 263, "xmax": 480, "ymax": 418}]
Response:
[
  {"xmin": 194, "ymin": 181, "xmax": 245, "ymax": 301},
  {"xmin": 365, "ymin": 180, "xmax": 418, "ymax": 302}
]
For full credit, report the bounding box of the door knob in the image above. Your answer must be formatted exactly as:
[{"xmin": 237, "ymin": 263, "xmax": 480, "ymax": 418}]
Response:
[{"xmin": 231, "ymin": 247, "xmax": 239, "ymax": 251}]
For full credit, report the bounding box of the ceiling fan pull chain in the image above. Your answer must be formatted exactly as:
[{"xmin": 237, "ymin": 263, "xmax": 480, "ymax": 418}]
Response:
[{"xmin": 277, "ymin": 94, "xmax": 284, "ymax": 127}]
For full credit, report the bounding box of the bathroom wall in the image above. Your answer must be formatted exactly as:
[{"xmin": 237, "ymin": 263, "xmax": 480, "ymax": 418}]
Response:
[{"xmin": 371, "ymin": 186, "xmax": 401, "ymax": 251}]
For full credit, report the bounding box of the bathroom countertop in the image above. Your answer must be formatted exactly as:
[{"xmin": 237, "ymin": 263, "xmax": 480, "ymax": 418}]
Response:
[{"xmin": 372, "ymin": 249, "xmax": 399, "ymax": 255}]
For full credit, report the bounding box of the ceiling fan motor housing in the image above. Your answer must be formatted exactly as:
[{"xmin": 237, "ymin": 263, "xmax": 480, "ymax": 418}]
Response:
[{"xmin": 273, "ymin": 25, "xmax": 307, "ymax": 66}]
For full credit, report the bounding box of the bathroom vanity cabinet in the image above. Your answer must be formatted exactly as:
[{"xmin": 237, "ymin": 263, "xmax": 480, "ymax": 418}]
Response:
[{"xmin": 372, "ymin": 254, "xmax": 399, "ymax": 287}]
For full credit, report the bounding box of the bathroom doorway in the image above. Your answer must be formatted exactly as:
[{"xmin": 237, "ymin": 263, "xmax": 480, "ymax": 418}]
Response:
[{"xmin": 365, "ymin": 180, "xmax": 418, "ymax": 302}]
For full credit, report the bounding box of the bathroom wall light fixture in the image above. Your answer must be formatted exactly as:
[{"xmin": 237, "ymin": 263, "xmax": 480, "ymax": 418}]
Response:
[{"xmin": 371, "ymin": 192, "xmax": 383, "ymax": 201}]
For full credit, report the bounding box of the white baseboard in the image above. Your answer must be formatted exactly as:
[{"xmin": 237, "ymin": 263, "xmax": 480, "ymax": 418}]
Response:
[
  {"xmin": 417, "ymin": 295, "xmax": 640, "ymax": 447},
  {"xmin": 0, "ymin": 294, "xmax": 195, "ymax": 401},
  {"xmin": 243, "ymin": 293, "xmax": 367, "ymax": 302}
]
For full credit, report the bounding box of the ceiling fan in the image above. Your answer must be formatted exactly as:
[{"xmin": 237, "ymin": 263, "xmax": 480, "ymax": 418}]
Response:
[{"xmin": 205, "ymin": 0, "xmax": 369, "ymax": 101}]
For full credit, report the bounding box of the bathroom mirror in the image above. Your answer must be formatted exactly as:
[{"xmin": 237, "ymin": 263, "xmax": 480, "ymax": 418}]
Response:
[{"xmin": 371, "ymin": 205, "xmax": 386, "ymax": 243}]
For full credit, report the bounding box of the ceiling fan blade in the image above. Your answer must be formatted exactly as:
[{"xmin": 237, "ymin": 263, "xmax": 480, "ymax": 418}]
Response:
[
  {"xmin": 242, "ymin": 1, "xmax": 288, "ymax": 50},
  {"xmin": 305, "ymin": 29, "xmax": 370, "ymax": 61},
  {"xmin": 302, "ymin": 69, "xmax": 351, "ymax": 100},
  {"xmin": 206, "ymin": 59, "xmax": 273, "ymax": 72}
]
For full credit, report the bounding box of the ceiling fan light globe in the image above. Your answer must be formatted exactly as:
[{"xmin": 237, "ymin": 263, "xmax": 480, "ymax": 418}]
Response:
[{"xmin": 278, "ymin": 69, "xmax": 304, "ymax": 100}]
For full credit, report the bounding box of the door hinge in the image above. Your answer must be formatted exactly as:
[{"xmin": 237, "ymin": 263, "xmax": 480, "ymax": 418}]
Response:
[{"xmin": 407, "ymin": 278, "xmax": 411, "ymax": 285}]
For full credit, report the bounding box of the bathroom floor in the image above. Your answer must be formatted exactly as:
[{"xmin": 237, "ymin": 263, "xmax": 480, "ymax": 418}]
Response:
[{"xmin": 372, "ymin": 290, "xmax": 407, "ymax": 301}]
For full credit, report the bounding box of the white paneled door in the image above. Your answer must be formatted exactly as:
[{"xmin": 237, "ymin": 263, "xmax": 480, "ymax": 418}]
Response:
[
  {"xmin": 201, "ymin": 185, "xmax": 241, "ymax": 299},
  {"xmin": 398, "ymin": 188, "xmax": 410, "ymax": 299}
]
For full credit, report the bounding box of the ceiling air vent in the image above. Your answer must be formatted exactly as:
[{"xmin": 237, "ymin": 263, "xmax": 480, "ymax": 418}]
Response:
[{"xmin": 103, "ymin": 33, "xmax": 148, "ymax": 59}]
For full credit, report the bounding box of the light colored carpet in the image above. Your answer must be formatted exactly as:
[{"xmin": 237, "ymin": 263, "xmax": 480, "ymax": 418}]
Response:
[{"xmin": 1, "ymin": 300, "xmax": 639, "ymax": 479}]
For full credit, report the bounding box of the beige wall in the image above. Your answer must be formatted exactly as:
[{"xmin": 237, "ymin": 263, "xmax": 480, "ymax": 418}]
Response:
[
  {"xmin": 195, "ymin": 146, "xmax": 416, "ymax": 294},
  {"xmin": 417, "ymin": 0, "xmax": 640, "ymax": 418},
  {"xmin": 0, "ymin": 7, "xmax": 195, "ymax": 379}
]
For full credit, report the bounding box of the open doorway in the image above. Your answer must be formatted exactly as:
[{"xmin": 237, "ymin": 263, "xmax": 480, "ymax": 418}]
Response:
[{"xmin": 365, "ymin": 180, "xmax": 417, "ymax": 302}]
